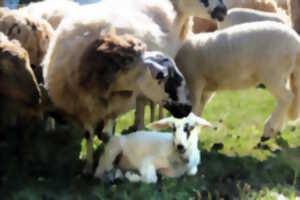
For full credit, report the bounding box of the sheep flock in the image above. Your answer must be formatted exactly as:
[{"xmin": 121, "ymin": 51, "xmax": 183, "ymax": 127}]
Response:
[{"xmin": 1, "ymin": 0, "xmax": 300, "ymax": 186}]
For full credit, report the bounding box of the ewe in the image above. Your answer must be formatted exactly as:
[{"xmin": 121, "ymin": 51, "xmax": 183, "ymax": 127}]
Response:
[
  {"xmin": 0, "ymin": 10, "xmax": 53, "ymax": 83},
  {"xmin": 175, "ymin": 21, "xmax": 300, "ymax": 144},
  {"xmin": 94, "ymin": 113, "xmax": 212, "ymax": 183},
  {"xmin": 43, "ymin": 0, "xmax": 227, "ymax": 174}
]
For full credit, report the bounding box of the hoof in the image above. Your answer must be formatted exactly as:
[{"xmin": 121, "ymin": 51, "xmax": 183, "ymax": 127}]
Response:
[
  {"xmin": 255, "ymin": 142, "xmax": 271, "ymax": 151},
  {"xmin": 261, "ymin": 136, "xmax": 270, "ymax": 142}
]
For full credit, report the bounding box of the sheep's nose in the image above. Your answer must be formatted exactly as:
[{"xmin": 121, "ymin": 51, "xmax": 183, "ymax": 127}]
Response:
[
  {"xmin": 177, "ymin": 144, "xmax": 186, "ymax": 154},
  {"xmin": 211, "ymin": 5, "xmax": 227, "ymax": 21}
]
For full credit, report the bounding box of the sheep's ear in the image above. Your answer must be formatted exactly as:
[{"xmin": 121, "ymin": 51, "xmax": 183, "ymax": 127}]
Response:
[
  {"xmin": 187, "ymin": 113, "xmax": 213, "ymax": 128},
  {"xmin": 149, "ymin": 117, "xmax": 176, "ymax": 130},
  {"xmin": 142, "ymin": 51, "xmax": 169, "ymax": 80}
]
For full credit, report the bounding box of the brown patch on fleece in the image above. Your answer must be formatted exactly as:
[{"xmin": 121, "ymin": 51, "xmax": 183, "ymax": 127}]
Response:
[{"xmin": 79, "ymin": 30, "xmax": 146, "ymax": 94}]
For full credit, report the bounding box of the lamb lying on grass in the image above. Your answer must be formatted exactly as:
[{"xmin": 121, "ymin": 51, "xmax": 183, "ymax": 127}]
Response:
[
  {"xmin": 175, "ymin": 21, "xmax": 300, "ymax": 144},
  {"xmin": 219, "ymin": 8, "xmax": 290, "ymax": 29},
  {"xmin": 94, "ymin": 113, "xmax": 212, "ymax": 183}
]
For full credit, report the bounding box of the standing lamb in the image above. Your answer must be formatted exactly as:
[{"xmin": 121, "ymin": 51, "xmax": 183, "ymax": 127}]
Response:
[
  {"xmin": 192, "ymin": 0, "xmax": 281, "ymax": 34},
  {"xmin": 0, "ymin": 10, "xmax": 54, "ymax": 83},
  {"xmin": 175, "ymin": 21, "xmax": 300, "ymax": 144},
  {"xmin": 19, "ymin": 0, "xmax": 80, "ymax": 30},
  {"xmin": 94, "ymin": 113, "xmax": 212, "ymax": 183},
  {"xmin": 218, "ymin": 8, "xmax": 290, "ymax": 29},
  {"xmin": 43, "ymin": 0, "xmax": 227, "ymax": 174}
]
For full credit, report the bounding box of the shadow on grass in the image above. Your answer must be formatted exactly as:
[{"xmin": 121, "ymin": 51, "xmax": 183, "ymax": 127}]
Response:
[{"xmin": 0, "ymin": 123, "xmax": 299, "ymax": 200}]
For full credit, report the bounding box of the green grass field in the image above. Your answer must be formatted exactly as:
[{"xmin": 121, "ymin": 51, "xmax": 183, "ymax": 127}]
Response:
[{"xmin": 2, "ymin": 88, "xmax": 300, "ymax": 200}]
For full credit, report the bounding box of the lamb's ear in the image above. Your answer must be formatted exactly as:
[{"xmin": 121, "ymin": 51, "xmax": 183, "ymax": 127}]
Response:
[
  {"xmin": 149, "ymin": 117, "xmax": 176, "ymax": 130},
  {"xmin": 142, "ymin": 51, "xmax": 169, "ymax": 80},
  {"xmin": 187, "ymin": 113, "xmax": 213, "ymax": 128}
]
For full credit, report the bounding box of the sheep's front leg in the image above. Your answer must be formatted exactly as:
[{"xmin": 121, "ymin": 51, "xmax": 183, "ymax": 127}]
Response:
[
  {"xmin": 83, "ymin": 129, "xmax": 94, "ymax": 175},
  {"xmin": 134, "ymin": 96, "xmax": 146, "ymax": 130},
  {"xmin": 187, "ymin": 166, "xmax": 198, "ymax": 176},
  {"xmin": 139, "ymin": 161, "xmax": 158, "ymax": 183},
  {"xmin": 262, "ymin": 81, "xmax": 293, "ymax": 141},
  {"xmin": 192, "ymin": 81, "xmax": 206, "ymax": 116},
  {"xmin": 103, "ymin": 119, "xmax": 115, "ymax": 137}
]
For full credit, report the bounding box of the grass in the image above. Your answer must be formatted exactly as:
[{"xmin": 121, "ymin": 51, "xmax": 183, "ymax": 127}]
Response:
[{"xmin": 1, "ymin": 88, "xmax": 300, "ymax": 199}]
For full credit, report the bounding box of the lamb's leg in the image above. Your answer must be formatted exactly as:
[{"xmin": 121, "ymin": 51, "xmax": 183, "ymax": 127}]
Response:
[
  {"xmin": 94, "ymin": 138, "xmax": 122, "ymax": 179},
  {"xmin": 139, "ymin": 161, "xmax": 158, "ymax": 183},
  {"xmin": 83, "ymin": 129, "xmax": 94, "ymax": 175},
  {"xmin": 262, "ymin": 80, "xmax": 293, "ymax": 141},
  {"xmin": 288, "ymin": 65, "xmax": 300, "ymax": 120},
  {"xmin": 134, "ymin": 96, "xmax": 145, "ymax": 130},
  {"xmin": 187, "ymin": 166, "xmax": 198, "ymax": 176}
]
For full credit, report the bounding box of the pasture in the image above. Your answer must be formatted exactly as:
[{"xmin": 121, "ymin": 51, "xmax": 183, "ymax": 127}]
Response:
[{"xmin": 1, "ymin": 88, "xmax": 300, "ymax": 200}]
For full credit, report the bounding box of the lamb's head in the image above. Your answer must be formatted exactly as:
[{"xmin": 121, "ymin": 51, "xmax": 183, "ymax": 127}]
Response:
[
  {"xmin": 150, "ymin": 113, "xmax": 212, "ymax": 154},
  {"xmin": 140, "ymin": 51, "xmax": 192, "ymax": 118},
  {"xmin": 175, "ymin": 0, "xmax": 227, "ymax": 21}
]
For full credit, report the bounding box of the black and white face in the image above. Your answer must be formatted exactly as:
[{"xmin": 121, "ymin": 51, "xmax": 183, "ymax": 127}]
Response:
[
  {"xmin": 141, "ymin": 51, "xmax": 192, "ymax": 118},
  {"xmin": 150, "ymin": 113, "xmax": 212, "ymax": 155},
  {"xmin": 179, "ymin": 0, "xmax": 227, "ymax": 21}
]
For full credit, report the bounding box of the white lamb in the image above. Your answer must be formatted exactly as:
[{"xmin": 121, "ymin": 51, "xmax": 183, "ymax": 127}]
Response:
[
  {"xmin": 175, "ymin": 21, "xmax": 300, "ymax": 144},
  {"xmin": 219, "ymin": 8, "xmax": 290, "ymax": 29},
  {"xmin": 94, "ymin": 113, "xmax": 212, "ymax": 183}
]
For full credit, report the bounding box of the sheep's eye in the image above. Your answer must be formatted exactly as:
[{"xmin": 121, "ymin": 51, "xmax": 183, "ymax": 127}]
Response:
[{"xmin": 172, "ymin": 124, "xmax": 176, "ymax": 132}]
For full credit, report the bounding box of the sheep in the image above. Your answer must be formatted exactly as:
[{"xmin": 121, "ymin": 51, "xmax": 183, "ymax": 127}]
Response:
[
  {"xmin": 224, "ymin": 0, "xmax": 279, "ymax": 12},
  {"xmin": 289, "ymin": 0, "xmax": 300, "ymax": 34},
  {"xmin": 175, "ymin": 21, "xmax": 300, "ymax": 145},
  {"xmin": 0, "ymin": 32, "xmax": 41, "ymax": 159},
  {"xmin": 218, "ymin": 8, "xmax": 290, "ymax": 29},
  {"xmin": 19, "ymin": 0, "xmax": 80, "ymax": 30},
  {"xmin": 43, "ymin": 0, "xmax": 227, "ymax": 174},
  {"xmin": 0, "ymin": 10, "xmax": 54, "ymax": 83},
  {"xmin": 192, "ymin": 0, "xmax": 281, "ymax": 34},
  {"xmin": 94, "ymin": 113, "xmax": 212, "ymax": 183}
]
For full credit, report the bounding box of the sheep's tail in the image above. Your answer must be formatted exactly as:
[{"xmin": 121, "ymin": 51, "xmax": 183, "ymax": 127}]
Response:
[
  {"xmin": 94, "ymin": 137, "xmax": 123, "ymax": 178},
  {"xmin": 288, "ymin": 52, "xmax": 300, "ymax": 120}
]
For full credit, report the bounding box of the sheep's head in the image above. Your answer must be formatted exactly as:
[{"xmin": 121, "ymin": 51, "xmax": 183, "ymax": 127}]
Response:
[
  {"xmin": 0, "ymin": 35, "xmax": 41, "ymax": 109},
  {"xmin": 175, "ymin": 0, "xmax": 227, "ymax": 21},
  {"xmin": 140, "ymin": 51, "xmax": 192, "ymax": 118},
  {"xmin": 150, "ymin": 113, "xmax": 212, "ymax": 155}
]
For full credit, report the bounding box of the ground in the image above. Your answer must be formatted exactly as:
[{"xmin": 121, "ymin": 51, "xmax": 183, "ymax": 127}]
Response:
[{"xmin": 1, "ymin": 88, "xmax": 300, "ymax": 200}]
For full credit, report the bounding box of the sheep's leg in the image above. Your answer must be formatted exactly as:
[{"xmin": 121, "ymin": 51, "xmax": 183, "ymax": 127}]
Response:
[
  {"xmin": 200, "ymin": 92, "xmax": 215, "ymax": 113},
  {"xmin": 187, "ymin": 166, "xmax": 198, "ymax": 176},
  {"xmin": 262, "ymin": 81, "xmax": 293, "ymax": 141},
  {"xmin": 94, "ymin": 138, "xmax": 122, "ymax": 179},
  {"xmin": 288, "ymin": 65, "xmax": 300, "ymax": 120},
  {"xmin": 150, "ymin": 101, "xmax": 155, "ymax": 123},
  {"xmin": 158, "ymin": 106, "xmax": 164, "ymax": 120},
  {"xmin": 139, "ymin": 160, "xmax": 158, "ymax": 183},
  {"xmin": 103, "ymin": 119, "xmax": 115, "ymax": 137},
  {"xmin": 134, "ymin": 96, "xmax": 145, "ymax": 130},
  {"xmin": 83, "ymin": 129, "xmax": 94, "ymax": 175},
  {"xmin": 192, "ymin": 84, "xmax": 205, "ymax": 116}
]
